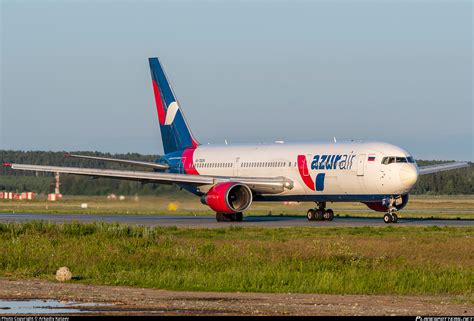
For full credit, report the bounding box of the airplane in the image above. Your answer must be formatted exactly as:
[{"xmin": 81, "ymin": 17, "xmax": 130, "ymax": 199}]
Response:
[{"xmin": 4, "ymin": 57, "xmax": 469, "ymax": 223}]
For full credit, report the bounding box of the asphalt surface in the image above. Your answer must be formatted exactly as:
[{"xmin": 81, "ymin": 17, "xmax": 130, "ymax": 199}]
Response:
[{"xmin": 0, "ymin": 213, "xmax": 472, "ymax": 227}]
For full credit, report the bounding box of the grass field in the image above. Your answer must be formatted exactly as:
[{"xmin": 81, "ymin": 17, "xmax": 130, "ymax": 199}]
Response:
[
  {"xmin": 1, "ymin": 194, "xmax": 473, "ymax": 219},
  {"xmin": 0, "ymin": 222, "xmax": 472, "ymax": 299}
]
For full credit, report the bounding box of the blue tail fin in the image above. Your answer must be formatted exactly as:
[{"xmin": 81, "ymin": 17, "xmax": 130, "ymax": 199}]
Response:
[{"xmin": 149, "ymin": 57, "xmax": 199, "ymax": 154}]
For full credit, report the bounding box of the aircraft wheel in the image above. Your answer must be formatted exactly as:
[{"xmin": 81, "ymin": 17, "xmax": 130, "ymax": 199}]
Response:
[
  {"xmin": 315, "ymin": 209, "xmax": 324, "ymax": 221},
  {"xmin": 391, "ymin": 213, "xmax": 398, "ymax": 223},
  {"xmin": 224, "ymin": 214, "xmax": 235, "ymax": 222},
  {"xmin": 383, "ymin": 213, "xmax": 392, "ymax": 224},
  {"xmin": 307, "ymin": 209, "xmax": 316, "ymax": 221},
  {"xmin": 216, "ymin": 213, "xmax": 234, "ymax": 222},
  {"xmin": 235, "ymin": 212, "xmax": 243, "ymax": 222},
  {"xmin": 324, "ymin": 209, "xmax": 334, "ymax": 221}
]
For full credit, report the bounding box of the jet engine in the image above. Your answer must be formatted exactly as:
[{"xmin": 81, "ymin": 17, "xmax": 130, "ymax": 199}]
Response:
[
  {"xmin": 201, "ymin": 182, "xmax": 253, "ymax": 214},
  {"xmin": 363, "ymin": 194, "xmax": 409, "ymax": 212}
]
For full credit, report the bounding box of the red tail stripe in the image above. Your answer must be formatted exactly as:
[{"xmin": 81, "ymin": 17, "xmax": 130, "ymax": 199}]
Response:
[{"xmin": 152, "ymin": 80, "xmax": 166, "ymax": 125}]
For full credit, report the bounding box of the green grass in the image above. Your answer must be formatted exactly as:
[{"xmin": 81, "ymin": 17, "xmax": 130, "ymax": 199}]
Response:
[{"xmin": 0, "ymin": 222, "xmax": 473, "ymax": 298}]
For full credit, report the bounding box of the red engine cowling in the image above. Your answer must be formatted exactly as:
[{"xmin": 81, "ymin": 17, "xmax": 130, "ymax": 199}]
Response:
[
  {"xmin": 363, "ymin": 194, "xmax": 409, "ymax": 212},
  {"xmin": 201, "ymin": 182, "xmax": 253, "ymax": 214}
]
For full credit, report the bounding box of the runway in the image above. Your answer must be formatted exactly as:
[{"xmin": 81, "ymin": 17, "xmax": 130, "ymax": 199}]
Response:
[{"xmin": 0, "ymin": 213, "xmax": 472, "ymax": 228}]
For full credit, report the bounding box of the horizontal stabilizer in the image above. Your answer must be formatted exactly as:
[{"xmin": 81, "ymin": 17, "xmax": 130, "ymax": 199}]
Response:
[{"xmin": 65, "ymin": 154, "xmax": 169, "ymax": 170}]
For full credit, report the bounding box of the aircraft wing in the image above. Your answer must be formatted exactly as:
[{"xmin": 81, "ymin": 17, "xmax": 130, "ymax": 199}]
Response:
[
  {"xmin": 418, "ymin": 162, "xmax": 469, "ymax": 175},
  {"xmin": 5, "ymin": 163, "xmax": 293, "ymax": 194}
]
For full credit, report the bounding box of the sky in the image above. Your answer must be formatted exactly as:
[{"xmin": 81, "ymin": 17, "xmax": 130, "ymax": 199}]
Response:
[{"xmin": 1, "ymin": 0, "xmax": 472, "ymax": 161}]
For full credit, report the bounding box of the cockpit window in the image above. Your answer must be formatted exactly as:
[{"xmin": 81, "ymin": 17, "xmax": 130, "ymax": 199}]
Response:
[
  {"xmin": 382, "ymin": 156, "xmax": 413, "ymax": 165},
  {"xmin": 382, "ymin": 157, "xmax": 396, "ymax": 165},
  {"xmin": 406, "ymin": 156, "xmax": 415, "ymax": 163}
]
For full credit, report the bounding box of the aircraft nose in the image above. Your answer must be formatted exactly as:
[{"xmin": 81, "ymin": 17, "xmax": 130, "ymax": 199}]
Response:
[{"xmin": 399, "ymin": 165, "xmax": 418, "ymax": 189}]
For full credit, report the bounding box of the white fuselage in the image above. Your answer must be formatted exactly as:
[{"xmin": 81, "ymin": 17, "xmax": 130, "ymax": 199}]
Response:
[{"xmin": 186, "ymin": 141, "xmax": 418, "ymax": 200}]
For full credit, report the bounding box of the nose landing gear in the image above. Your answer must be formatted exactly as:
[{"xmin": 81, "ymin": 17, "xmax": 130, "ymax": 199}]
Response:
[
  {"xmin": 383, "ymin": 213, "xmax": 398, "ymax": 223},
  {"xmin": 307, "ymin": 202, "xmax": 334, "ymax": 222},
  {"xmin": 383, "ymin": 197, "xmax": 399, "ymax": 224}
]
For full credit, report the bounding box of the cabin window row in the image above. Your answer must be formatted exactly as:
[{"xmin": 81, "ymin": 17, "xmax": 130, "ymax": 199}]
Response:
[
  {"xmin": 241, "ymin": 161, "xmax": 289, "ymax": 168},
  {"xmin": 191, "ymin": 161, "xmax": 297, "ymax": 169},
  {"xmin": 193, "ymin": 162, "xmax": 233, "ymax": 168}
]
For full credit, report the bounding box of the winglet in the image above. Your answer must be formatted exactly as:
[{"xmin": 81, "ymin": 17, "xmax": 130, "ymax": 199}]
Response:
[
  {"xmin": 3, "ymin": 163, "xmax": 12, "ymax": 167},
  {"xmin": 64, "ymin": 153, "xmax": 71, "ymax": 157}
]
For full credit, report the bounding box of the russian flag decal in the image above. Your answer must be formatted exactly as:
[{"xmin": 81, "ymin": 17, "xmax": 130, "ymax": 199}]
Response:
[{"xmin": 368, "ymin": 155, "xmax": 376, "ymax": 162}]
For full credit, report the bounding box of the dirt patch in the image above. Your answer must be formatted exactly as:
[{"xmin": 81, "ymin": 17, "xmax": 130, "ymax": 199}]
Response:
[{"xmin": 0, "ymin": 278, "xmax": 471, "ymax": 316}]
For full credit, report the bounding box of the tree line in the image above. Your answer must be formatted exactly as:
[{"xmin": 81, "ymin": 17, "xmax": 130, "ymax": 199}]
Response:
[{"xmin": 0, "ymin": 150, "xmax": 472, "ymax": 195}]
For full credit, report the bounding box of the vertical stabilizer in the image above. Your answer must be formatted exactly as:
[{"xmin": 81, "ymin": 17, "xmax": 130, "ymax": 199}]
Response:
[{"xmin": 149, "ymin": 57, "xmax": 199, "ymax": 154}]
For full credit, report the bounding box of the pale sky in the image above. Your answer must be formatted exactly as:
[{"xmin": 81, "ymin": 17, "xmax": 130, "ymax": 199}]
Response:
[{"xmin": 1, "ymin": 1, "xmax": 472, "ymax": 160}]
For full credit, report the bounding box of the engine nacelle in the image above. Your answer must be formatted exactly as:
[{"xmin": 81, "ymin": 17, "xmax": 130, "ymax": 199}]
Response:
[
  {"xmin": 201, "ymin": 182, "xmax": 253, "ymax": 214},
  {"xmin": 363, "ymin": 194, "xmax": 409, "ymax": 212}
]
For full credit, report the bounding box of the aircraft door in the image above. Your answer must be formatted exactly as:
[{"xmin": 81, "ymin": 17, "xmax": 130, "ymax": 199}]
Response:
[
  {"xmin": 357, "ymin": 154, "xmax": 366, "ymax": 176},
  {"xmin": 234, "ymin": 157, "xmax": 240, "ymax": 176},
  {"xmin": 304, "ymin": 154, "xmax": 312, "ymax": 176}
]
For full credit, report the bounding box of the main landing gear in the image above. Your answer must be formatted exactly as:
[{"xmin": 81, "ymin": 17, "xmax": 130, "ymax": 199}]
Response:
[
  {"xmin": 383, "ymin": 197, "xmax": 399, "ymax": 224},
  {"xmin": 307, "ymin": 202, "xmax": 334, "ymax": 222},
  {"xmin": 216, "ymin": 212, "xmax": 243, "ymax": 222}
]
